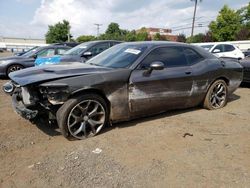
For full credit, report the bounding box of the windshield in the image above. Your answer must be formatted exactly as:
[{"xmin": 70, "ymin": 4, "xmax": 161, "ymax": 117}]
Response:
[
  {"xmin": 200, "ymin": 45, "xmax": 214, "ymax": 51},
  {"xmin": 64, "ymin": 42, "xmax": 92, "ymax": 55},
  {"xmin": 21, "ymin": 46, "xmax": 43, "ymax": 57},
  {"xmin": 86, "ymin": 43, "xmax": 148, "ymax": 68}
]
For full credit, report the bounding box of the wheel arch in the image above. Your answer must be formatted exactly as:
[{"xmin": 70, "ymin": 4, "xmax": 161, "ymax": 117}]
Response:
[
  {"xmin": 207, "ymin": 76, "xmax": 230, "ymax": 92},
  {"xmin": 70, "ymin": 88, "xmax": 111, "ymax": 111}
]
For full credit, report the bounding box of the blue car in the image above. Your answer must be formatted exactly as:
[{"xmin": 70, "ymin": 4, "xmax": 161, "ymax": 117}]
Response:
[
  {"xmin": 35, "ymin": 55, "xmax": 61, "ymax": 66},
  {"xmin": 0, "ymin": 45, "xmax": 70, "ymax": 77}
]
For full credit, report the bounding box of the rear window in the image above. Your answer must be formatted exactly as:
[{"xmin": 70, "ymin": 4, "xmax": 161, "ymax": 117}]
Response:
[
  {"xmin": 141, "ymin": 47, "xmax": 188, "ymax": 68},
  {"xmin": 183, "ymin": 48, "xmax": 204, "ymax": 64},
  {"xmin": 224, "ymin": 44, "xmax": 235, "ymax": 52}
]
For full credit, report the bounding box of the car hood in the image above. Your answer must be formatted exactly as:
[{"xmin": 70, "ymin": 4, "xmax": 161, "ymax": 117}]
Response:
[
  {"xmin": 9, "ymin": 62, "xmax": 113, "ymax": 86},
  {"xmin": 60, "ymin": 54, "xmax": 83, "ymax": 63}
]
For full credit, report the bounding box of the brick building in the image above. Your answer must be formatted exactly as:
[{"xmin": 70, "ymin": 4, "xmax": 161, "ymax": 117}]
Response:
[{"xmin": 137, "ymin": 27, "xmax": 178, "ymax": 41}]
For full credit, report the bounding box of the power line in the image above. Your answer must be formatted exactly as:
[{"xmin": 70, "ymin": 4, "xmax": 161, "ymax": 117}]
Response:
[
  {"xmin": 172, "ymin": 25, "xmax": 208, "ymax": 31},
  {"xmin": 171, "ymin": 21, "xmax": 211, "ymax": 30}
]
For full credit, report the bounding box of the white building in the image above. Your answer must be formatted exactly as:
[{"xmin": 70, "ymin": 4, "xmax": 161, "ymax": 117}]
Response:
[{"xmin": 0, "ymin": 37, "xmax": 47, "ymax": 52}]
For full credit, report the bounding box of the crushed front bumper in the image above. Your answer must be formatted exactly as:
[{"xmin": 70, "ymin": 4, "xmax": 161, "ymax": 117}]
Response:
[{"xmin": 12, "ymin": 93, "xmax": 38, "ymax": 120}]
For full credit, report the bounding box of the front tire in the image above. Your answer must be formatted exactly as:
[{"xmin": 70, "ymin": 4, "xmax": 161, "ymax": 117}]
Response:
[
  {"xmin": 56, "ymin": 94, "xmax": 108, "ymax": 140},
  {"xmin": 203, "ymin": 79, "xmax": 228, "ymax": 110},
  {"xmin": 7, "ymin": 64, "xmax": 24, "ymax": 75}
]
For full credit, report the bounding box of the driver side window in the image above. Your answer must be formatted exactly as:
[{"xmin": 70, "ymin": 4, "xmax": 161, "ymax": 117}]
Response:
[
  {"xmin": 90, "ymin": 43, "xmax": 110, "ymax": 56},
  {"xmin": 140, "ymin": 46, "xmax": 188, "ymax": 69},
  {"xmin": 212, "ymin": 45, "xmax": 224, "ymax": 53},
  {"xmin": 37, "ymin": 49, "xmax": 55, "ymax": 57}
]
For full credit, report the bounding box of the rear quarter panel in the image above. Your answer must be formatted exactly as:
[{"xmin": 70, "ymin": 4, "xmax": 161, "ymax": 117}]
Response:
[{"xmin": 222, "ymin": 59, "xmax": 243, "ymax": 94}]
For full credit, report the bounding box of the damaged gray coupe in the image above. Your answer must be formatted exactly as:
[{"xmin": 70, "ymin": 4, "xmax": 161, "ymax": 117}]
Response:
[{"xmin": 3, "ymin": 42, "xmax": 243, "ymax": 140}]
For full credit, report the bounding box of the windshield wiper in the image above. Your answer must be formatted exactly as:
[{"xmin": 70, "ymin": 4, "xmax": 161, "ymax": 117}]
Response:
[{"xmin": 88, "ymin": 63, "xmax": 103, "ymax": 67}]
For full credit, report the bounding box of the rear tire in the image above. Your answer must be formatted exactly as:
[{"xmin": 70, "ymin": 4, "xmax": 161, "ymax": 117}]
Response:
[
  {"xmin": 203, "ymin": 79, "xmax": 228, "ymax": 110},
  {"xmin": 56, "ymin": 94, "xmax": 108, "ymax": 140}
]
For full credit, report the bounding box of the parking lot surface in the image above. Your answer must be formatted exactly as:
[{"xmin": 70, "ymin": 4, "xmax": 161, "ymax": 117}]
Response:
[{"xmin": 0, "ymin": 78, "xmax": 250, "ymax": 188}]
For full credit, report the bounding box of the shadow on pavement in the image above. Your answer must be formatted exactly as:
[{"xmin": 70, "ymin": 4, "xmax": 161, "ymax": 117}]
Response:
[{"xmin": 32, "ymin": 117, "xmax": 61, "ymax": 137}]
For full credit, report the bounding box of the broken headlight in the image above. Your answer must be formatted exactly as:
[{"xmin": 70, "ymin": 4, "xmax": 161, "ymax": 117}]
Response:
[
  {"xmin": 3, "ymin": 81, "xmax": 15, "ymax": 94},
  {"xmin": 39, "ymin": 83, "xmax": 70, "ymax": 105}
]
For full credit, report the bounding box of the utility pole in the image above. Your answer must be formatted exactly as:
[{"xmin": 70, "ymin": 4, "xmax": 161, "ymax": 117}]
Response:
[
  {"xmin": 67, "ymin": 26, "xmax": 70, "ymax": 42},
  {"xmin": 94, "ymin": 23, "xmax": 102, "ymax": 37},
  {"xmin": 191, "ymin": 0, "xmax": 198, "ymax": 37},
  {"xmin": 67, "ymin": 33, "xmax": 70, "ymax": 42}
]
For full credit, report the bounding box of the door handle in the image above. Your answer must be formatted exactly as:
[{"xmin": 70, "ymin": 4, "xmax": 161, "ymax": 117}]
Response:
[
  {"xmin": 221, "ymin": 61, "xmax": 225, "ymax": 67},
  {"xmin": 185, "ymin": 71, "xmax": 192, "ymax": 75}
]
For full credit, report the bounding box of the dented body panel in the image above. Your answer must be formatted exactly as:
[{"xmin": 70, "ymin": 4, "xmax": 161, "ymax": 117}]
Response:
[{"xmin": 4, "ymin": 42, "xmax": 243, "ymax": 123}]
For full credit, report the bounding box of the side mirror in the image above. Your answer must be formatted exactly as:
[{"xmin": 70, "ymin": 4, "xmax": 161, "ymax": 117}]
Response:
[
  {"xmin": 31, "ymin": 54, "xmax": 37, "ymax": 59},
  {"xmin": 150, "ymin": 61, "xmax": 165, "ymax": 70},
  {"xmin": 82, "ymin": 51, "xmax": 92, "ymax": 57},
  {"xmin": 144, "ymin": 61, "xmax": 164, "ymax": 76},
  {"xmin": 213, "ymin": 49, "xmax": 221, "ymax": 53}
]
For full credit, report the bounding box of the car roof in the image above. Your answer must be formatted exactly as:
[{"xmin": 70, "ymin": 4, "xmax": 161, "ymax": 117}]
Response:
[
  {"xmin": 195, "ymin": 42, "xmax": 235, "ymax": 46},
  {"xmin": 120, "ymin": 41, "xmax": 193, "ymax": 48},
  {"xmin": 41, "ymin": 45, "xmax": 71, "ymax": 49},
  {"xmin": 82, "ymin": 40, "xmax": 123, "ymax": 44},
  {"xmin": 116, "ymin": 41, "xmax": 216, "ymax": 59}
]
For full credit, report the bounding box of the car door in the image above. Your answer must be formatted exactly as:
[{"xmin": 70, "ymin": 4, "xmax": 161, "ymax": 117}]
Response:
[
  {"xmin": 129, "ymin": 46, "xmax": 193, "ymax": 116},
  {"xmin": 182, "ymin": 47, "xmax": 209, "ymax": 107}
]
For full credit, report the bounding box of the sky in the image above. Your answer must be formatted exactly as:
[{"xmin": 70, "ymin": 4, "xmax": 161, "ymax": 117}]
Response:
[{"xmin": 0, "ymin": 0, "xmax": 249, "ymax": 39}]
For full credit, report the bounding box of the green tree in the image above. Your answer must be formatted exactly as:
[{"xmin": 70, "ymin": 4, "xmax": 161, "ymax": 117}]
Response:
[
  {"xmin": 76, "ymin": 35, "xmax": 96, "ymax": 43},
  {"xmin": 236, "ymin": 3, "xmax": 250, "ymax": 40},
  {"xmin": 187, "ymin": 33, "xmax": 205, "ymax": 43},
  {"xmin": 203, "ymin": 32, "xmax": 213, "ymax": 42},
  {"xmin": 209, "ymin": 5, "xmax": 242, "ymax": 41},
  {"xmin": 153, "ymin": 33, "xmax": 162, "ymax": 41},
  {"xmin": 105, "ymin": 23, "xmax": 121, "ymax": 35},
  {"xmin": 135, "ymin": 27, "xmax": 149, "ymax": 41},
  {"xmin": 124, "ymin": 30, "xmax": 137, "ymax": 41},
  {"xmin": 45, "ymin": 20, "xmax": 72, "ymax": 43},
  {"xmin": 235, "ymin": 27, "xmax": 250, "ymax": 40},
  {"xmin": 98, "ymin": 22, "xmax": 127, "ymax": 40},
  {"xmin": 238, "ymin": 2, "xmax": 250, "ymax": 27},
  {"xmin": 177, "ymin": 34, "xmax": 187, "ymax": 43}
]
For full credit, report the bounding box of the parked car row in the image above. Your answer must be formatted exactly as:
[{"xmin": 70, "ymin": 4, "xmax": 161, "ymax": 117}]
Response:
[
  {"xmin": 0, "ymin": 40, "xmax": 121, "ymax": 77},
  {"xmin": 0, "ymin": 45, "xmax": 71, "ymax": 76},
  {"xmin": 35, "ymin": 40, "xmax": 121, "ymax": 66},
  {"xmin": 3, "ymin": 41, "xmax": 244, "ymax": 140}
]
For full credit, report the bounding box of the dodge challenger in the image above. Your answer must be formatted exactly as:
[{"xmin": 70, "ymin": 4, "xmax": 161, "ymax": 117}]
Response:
[{"xmin": 3, "ymin": 42, "xmax": 243, "ymax": 140}]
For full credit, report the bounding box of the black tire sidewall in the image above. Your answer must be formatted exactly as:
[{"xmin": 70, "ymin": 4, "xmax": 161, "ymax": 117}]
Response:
[
  {"xmin": 205, "ymin": 80, "xmax": 228, "ymax": 110},
  {"xmin": 56, "ymin": 94, "xmax": 109, "ymax": 140}
]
